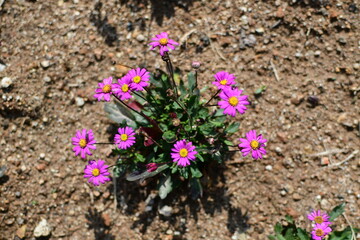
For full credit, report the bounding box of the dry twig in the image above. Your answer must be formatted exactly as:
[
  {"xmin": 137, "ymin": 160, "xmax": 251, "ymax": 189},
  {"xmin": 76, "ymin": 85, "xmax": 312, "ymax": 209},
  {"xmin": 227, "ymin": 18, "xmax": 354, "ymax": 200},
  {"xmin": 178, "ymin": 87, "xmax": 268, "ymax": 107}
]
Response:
[
  {"xmin": 332, "ymin": 150, "xmax": 359, "ymax": 167},
  {"xmin": 342, "ymin": 213, "xmax": 356, "ymax": 240},
  {"xmin": 270, "ymin": 59, "xmax": 280, "ymax": 81},
  {"xmin": 309, "ymin": 148, "xmax": 346, "ymax": 157}
]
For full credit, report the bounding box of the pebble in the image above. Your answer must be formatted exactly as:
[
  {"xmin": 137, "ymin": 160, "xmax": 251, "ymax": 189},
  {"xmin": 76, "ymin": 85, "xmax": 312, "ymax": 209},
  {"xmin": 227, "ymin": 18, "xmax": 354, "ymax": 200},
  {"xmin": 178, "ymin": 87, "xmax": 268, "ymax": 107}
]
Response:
[
  {"xmin": 255, "ymin": 27, "xmax": 265, "ymax": 35},
  {"xmin": 159, "ymin": 205, "xmax": 172, "ymax": 217},
  {"xmin": 275, "ymin": 147, "xmax": 283, "ymax": 155},
  {"xmin": 94, "ymin": 48, "xmax": 103, "ymax": 61},
  {"xmin": 16, "ymin": 217, "xmax": 25, "ymax": 225},
  {"xmin": 243, "ymin": 34, "xmax": 257, "ymax": 47},
  {"xmin": 136, "ymin": 34, "xmax": 145, "ymax": 42},
  {"xmin": 338, "ymin": 37, "xmax": 347, "ymax": 45},
  {"xmin": 5, "ymin": 217, "xmax": 15, "ymax": 225},
  {"xmin": 280, "ymin": 190, "xmax": 287, "ymax": 196},
  {"xmin": 353, "ymin": 63, "xmax": 359, "ymax": 70},
  {"xmin": 1, "ymin": 77, "xmax": 13, "ymax": 88},
  {"xmin": 0, "ymin": 63, "xmax": 6, "ymax": 72},
  {"xmin": 166, "ymin": 229, "xmax": 173, "ymax": 235},
  {"xmin": 43, "ymin": 76, "xmax": 51, "ymax": 83},
  {"xmin": 292, "ymin": 193, "xmax": 302, "ymax": 201},
  {"xmin": 295, "ymin": 52, "xmax": 303, "ymax": 58},
  {"xmin": 75, "ymin": 97, "xmax": 85, "ymax": 107},
  {"xmin": 314, "ymin": 50, "xmax": 321, "ymax": 57},
  {"xmin": 265, "ymin": 165, "xmax": 273, "ymax": 171},
  {"xmin": 321, "ymin": 157, "xmax": 330, "ymax": 165},
  {"xmin": 36, "ymin": 163, "xmax": 47, "ymax": 171},
  {"xmin": 40, "ymin": 60, "xmax": 51, "ymax": 69},
  {"xmin": 39, "ymin": 153, "xmax": 46, "ymax": 159},
  {"xmin": 15, "ymin": 191, "xmax": 21, "ymax": 198},
  {"xmin": 34, "ymin": 219, "xmax": 51, "ymax": 237}
]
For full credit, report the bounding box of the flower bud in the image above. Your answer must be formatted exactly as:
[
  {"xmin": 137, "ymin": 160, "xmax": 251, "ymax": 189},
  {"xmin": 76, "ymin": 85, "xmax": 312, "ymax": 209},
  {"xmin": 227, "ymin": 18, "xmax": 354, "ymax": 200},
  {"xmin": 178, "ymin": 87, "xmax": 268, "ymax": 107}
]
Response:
[
  {"xmin": 169, "ymin": 112, "xmax": 177, "ymax": 118},
  {"xmin": 146, "ymin": 163, "xmax": 158, "ymax": 172},
  {"xmin": 172, "ymin": 118, "xmax": 181, "ymax": 127},
  {"xmin": 191, "ymin": 61, "xmax": 201, "ymax": 69}
]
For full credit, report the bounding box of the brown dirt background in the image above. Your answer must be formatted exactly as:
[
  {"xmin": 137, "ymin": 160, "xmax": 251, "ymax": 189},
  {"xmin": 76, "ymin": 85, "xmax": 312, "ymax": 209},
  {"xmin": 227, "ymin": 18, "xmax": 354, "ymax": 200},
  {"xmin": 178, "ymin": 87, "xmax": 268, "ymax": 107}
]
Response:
[{"xmin": 1, "ymin": 0, "xmax": 359, "ymax": 239}]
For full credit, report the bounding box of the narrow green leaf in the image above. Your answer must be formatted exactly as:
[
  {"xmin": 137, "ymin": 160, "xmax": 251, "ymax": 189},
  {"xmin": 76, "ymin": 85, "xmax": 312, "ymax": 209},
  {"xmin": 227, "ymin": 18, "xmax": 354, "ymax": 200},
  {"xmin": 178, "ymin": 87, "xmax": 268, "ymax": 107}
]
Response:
[
  {"xmin": 187, "ymin": 72, "xmax": 196, "ymax": 93},
  {"xmin": 285, "ymin": 215, "xmax": 294, "ymax": 224},
  {"xmin": 284, "ymin": 228, "xmax": 294, "ymax": 240},
  {"xmin": 329, "ymin": 203, "xmax": 346, "ymax": 221},
  {"xmin": 224, "ymin": 140, "xmax": 234, "ymax": 146},
  {"xmin": 297, "ymin": 228, "xmax": 310, "ymax": 240},
  {"xmin": 159, "ymin": 175, "xmax": 173, "ymax": 199},
  {"xmin": 196, "ymin": 153, "xmax": 205, "ymax": 162},
  {"xmin": 190, "ymin": 165, "xmax": 203, "ymax": 178},
  {"xmin": 162, "ymin": 131, "xmax": 177, "ymax": 143},
  {"xmin": 126, "ymin": 164, "xmax": 169, "ymax": 181},
  {"xmin": 275, "ymin": 223, "xmax": 283, "ymax": 234},
  {"xmin": 225, "ymin": 122, "xmax": 240, "ymax": 134},
  {"xmin": 268, "ymin": 235, "xmax": 277, "ymax": 240}
]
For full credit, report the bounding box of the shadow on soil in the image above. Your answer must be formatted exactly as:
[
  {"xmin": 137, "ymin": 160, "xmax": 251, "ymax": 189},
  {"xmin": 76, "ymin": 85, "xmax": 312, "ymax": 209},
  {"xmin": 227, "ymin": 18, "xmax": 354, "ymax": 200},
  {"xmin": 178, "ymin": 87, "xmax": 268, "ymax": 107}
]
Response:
[
  {"xmin": 106, "ymin": 157, "xmax": 250, "ymax": 237},
  {"xmin": 118, "ymin": 0, "xmax": 199, "ymax": 26},
  {"xmin": 85, "ymin": 208, "xmax": 115, "ymax": 240}
]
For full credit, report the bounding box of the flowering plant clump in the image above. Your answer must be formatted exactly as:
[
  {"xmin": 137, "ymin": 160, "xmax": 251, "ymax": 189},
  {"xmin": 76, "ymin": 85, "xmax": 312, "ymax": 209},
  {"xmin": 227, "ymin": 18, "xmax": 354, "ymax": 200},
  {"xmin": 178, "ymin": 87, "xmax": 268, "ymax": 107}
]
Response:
[
  {"xmin": 71, "ymin": 32, "xmax": 268, "ymax": 199},
  {"xmin": 268, "ymin": 203, "xmax": 359, "ymax": 240}
]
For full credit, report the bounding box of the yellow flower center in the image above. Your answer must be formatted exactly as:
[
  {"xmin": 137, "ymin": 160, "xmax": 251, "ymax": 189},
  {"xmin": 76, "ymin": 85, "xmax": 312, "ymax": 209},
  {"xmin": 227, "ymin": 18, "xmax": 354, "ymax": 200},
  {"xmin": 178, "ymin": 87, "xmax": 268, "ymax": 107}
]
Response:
[
  {"xmin": 315, "ymin": 228, "xmax": 324, "ymax": 237},
  {"xmin": 121, "ymin": 134, "xmax": 128, "ymax": 141},
  {"xmin": 159, "ymin": 38, "xmax": 168, "ymax": 45},
  {"xmin": 228, "ymin": 96, "xmax": 238, "ymax": 106},
  {"xmin": 220, "ymin": 79, "xmax": 227, "ymax": 85},
  {"xmin": 314, "ymin": 216, "xmax": 324, "ymax": 224},
  {"xmin": 133, "ymin": 76, "xmax": 141, "ymax": 83},
  {"xmin": 179, "ymin": 148, "xmax": 188, "ymax": 157},
  {"xmin": 92, "ymin": 168, "xmax": 100, "ymax": 177},
  {"xmin": 121, "ymin": 84, "xmax": 129, "ymax": 92},
  {"xmin": 79, "ymin": 139, "xmax": 87, "ymax": 148},
  {"xmin": 102, "ymin": 84, "xmax": 111, "ymax": 93},
  {"xmin": 250, "ymin": 140, "xmax": 260, "ymax": 150}
]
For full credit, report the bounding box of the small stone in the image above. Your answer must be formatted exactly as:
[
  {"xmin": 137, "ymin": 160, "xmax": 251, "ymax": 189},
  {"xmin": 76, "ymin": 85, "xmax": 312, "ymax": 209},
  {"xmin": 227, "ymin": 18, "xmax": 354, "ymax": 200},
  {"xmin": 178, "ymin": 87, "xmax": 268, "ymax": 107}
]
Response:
[
  {"xmin": 93, "ymin": 190, "xmax": 100, "ymax": 197},
  {"xmin": 243, "ymin": 34, "xmax": 257, "ymax": 47},
  {"xmin": 314, "ymin": 50, "xmax": 321, "ymax": 57},
  {"xmin": 102, "ymin": 213, "xmax": 111, "ymax": 227},
  {"xmin": 277, "ymin": 132, "xmax": 288, "ymax": 143},
  {"xmin": 17, "ymin": 217, "xmax": 25, "ymax": 225},
  {"xmin": 174, "ymin": 231, "xmax": 180, "ymax": 236},
  {"xmin": 337, "ymin": 113, "xmax": 353, "ymax": 128},
  {"xmin": 94, "ymin": 48, "xmax": 103, "ymax": 61},
  {"xmin": 353, "ymin": 63, "xmax": 359, "ymax": 70},
  {"xmin": 75, "ymin": 97, "xmax": 85, "ymax": 107},
  {"xmin": 1, "ymin": 77, "xmax": 13, "ymax": 89},
  {"xmin": 291, "ymin": 94, "xmax": 304, "ymax": 105},
  {"xmin": 5, "ymin": 217, "xmax": 15, "ymax": 225},
  {"xmin": 166, "ymin": 229, "xmax": 173, "ymax": 235},
  {"xmin": 39, "ymin": 153, "xmax": 46, "ymax": 159},
  {"xmin": 15, "ymin": 191, "xmax": 21, "ymax": 198},
  {"xmin": 276, "ymin": 7, "xmax": 284, "ymax": 18},
  {"xmin": 40, "ymin": 60, "xmax": 51, "ymax": 69},
  {"xmin": 295, "ymin": 52, "xmax": 303, "ymax": 58},
  {"xmin": 255, "ymin": 27, "xmax": 265, "ymax": 35},
  {"xmin": 103, "ymin": 191, "xmax": 110, "ymax": 199},
  {"xmin": 285, "ymin": 207, "xmax": 300, "ymax": 218},
  {"xmin": 265, "ymin": 165, "xmax": 273, "ymax": 171},
  {"xmin": 34, "ymin": 219, "xmax": 51, "ymax": 237},
  {"xmin": 136, "ymin": 34, "xmax": 145, "ymax": 42},
  {"xmin": 320, "ymin": 199, "xmax": 331, "ymax": 209},
  {"xmin": 16, "ymin": 225, "xmax": 27, "ymax": 239},
  {"xmin": 321, "ymin": 157, "xmax": 330, "ymax": 165},
  {"xmin": 0, "ymin": 63, "xmax": 6, "ymax": 72},
  {"xmin": 307, "ymin": 95, "xmax": 319, "ymax": 106},
  {"xmin": 43, "ymin": 76, "xmax": 51, "ymax": 83},
  {"xmin": 35, "ymin": 164, "xmax": 46, "ymax": 171},
  {"xmin": 338, "ymin": 38, "xmax": 347, "ymax": 45},
  {"xmin": 292, "ymin": 193, "xmax": 302, "ymax": 201},
  {"xmin": 159, "ymin": 205, "xmax": 172, "ymax": 217},
  {"xmin": 280, "ymin": 190, "xmax": 287, "ymax": 196},
  {"xmin": 275, "ymin": 147, "xmax": 283, "ymax": 155}
]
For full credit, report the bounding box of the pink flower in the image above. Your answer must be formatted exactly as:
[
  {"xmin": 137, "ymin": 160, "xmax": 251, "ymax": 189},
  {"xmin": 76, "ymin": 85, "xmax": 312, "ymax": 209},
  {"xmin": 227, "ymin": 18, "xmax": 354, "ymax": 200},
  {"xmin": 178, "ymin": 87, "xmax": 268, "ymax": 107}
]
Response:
[
  {"xmin": 212, "ymin": 71, "xmax": 236, "ymax": 90},
  {"xmin": 146, "ymin": 163, "xmax": 158, "ymax": 172},
  {"xmin": 127, "ymin": 68, "xmax": 150, "ymax": 91},
  {"xmin": 171, "ymin": 140, "xmax": 198, "ymax": 167},
  {"xmin": 94, "ymin": 77, "xmax": 114, "ymax": 101},
  {"xmin": 311, "ymin": 223, "xmax": 332, "ymax": 240},
  {"xmin": 113, "ymin": 75, "xmax": 132, "ymax": 100},
  {"xmin": 308, "ymin": 210, "xmax": 331, "ymax": 225},
  {"xmin": 218, "ymin": 87, "xmax": 249, "ymax": 117},
  {"xmin": 84, "ymin": 160, "xmax": 111, "ymax": 186},
  {"xmin": 238, "ymin": 130, "xmax": 267, "ymax": 160},
  {"xmin": 72, "ymin": 129, "xmax": 96, "ymax": 159},
  {"xmin": 114, "ymin": 126, "xmax": 136, "ymax": 149},
  {"xmin": 149, "ymin": 32, "xmax": 179, "ymax": 56}
]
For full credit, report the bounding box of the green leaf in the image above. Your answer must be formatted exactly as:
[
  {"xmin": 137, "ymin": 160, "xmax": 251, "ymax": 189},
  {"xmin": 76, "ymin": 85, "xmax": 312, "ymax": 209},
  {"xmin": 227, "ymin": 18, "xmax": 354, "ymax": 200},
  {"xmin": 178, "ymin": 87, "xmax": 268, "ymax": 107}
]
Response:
[
  {"xmin": 225, "ymin": 122, "xmax": 240, "ymax": 134},
  {"xmin": 104, "ymin": 102, "xmax": 136, "ymax": 126},
  {"xmin": 196, "ymin": 153, "xmax": 205, "ymax": 162},
  {"xmin": 268, "ymin": 235, "xmax": 277, "ymax": 240},
  {"xmin": 285, "ymin": 215, "xmax": 294, "ymax": 224},
  {"xmin": 158, "ymin": 175, "xmax": 173, "ymax": 199},
  {"xmin": 189, "ymin": 178, "xmax": 203, "ymax": 200},
  {"xmin": 329, "ymin": 203, "xmax": 346, "ymax": 221},
  {"xmin": 187, "ymin": 72, "xmax": 196, "ymax": 93},
  {"xmin": 284, "ymin": 228, "xmax": 294, "ymax": 240},
  {"xmin": 328, "ymin": 226, "xmax": 355, "ymax": 240},
  {"xmin": 275, "ymin": 223, "xmax": 283, "ymax": 234},
  {"xmin": 134, "ymin": 153, "xmax": 146, "ymax": 163},
  {"xmin": 297, "ymin": 228, "xmax": 310, "ymax": 240},
  {"xmin": 254, "ymin": 85, "xmax": 267, "ymax": 95},
  {"xmin": 190, "ymin": 165, "xmax": 203, "ymax": 178},
  {"xmin": 224, "ymin": 140, "xmax": 234, "ymax": 146},
  {"xmin": 162, "ymin": 131, "xmax": 177, "ymax": 143}
]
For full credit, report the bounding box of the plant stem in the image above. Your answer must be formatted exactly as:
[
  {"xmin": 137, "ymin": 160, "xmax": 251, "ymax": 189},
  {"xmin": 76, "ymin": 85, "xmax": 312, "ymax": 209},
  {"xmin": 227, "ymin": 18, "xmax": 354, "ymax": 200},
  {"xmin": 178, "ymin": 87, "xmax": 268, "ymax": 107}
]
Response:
[
  {"xmin": 112, "ymin": 94, "xmax": 151, "ymax": 124},
  {"xmin": 132, "ymin": 91, "xmax": 158, "ymax": 115},
  {"xmin": 139, "ymin": 131, "xmax": 162, "ymax": 149},
  {"xmin": 205, "ymin": 89, "xmax": 221, "ymax": 106},
  {"xmin": 95, "ymin": 142, "xmax": 114, "ymax": 145},
  {"xmin": 162, "ymin": 52, "xmax": 178, "ymax": 97}
]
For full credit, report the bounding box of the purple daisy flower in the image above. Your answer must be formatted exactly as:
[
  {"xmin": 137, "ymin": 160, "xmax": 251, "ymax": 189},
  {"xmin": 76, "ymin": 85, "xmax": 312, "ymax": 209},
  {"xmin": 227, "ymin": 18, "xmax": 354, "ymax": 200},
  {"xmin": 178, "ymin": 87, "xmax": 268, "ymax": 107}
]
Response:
[
  {"xmin": 127, "ymin": 68, "xmax": 150, "ymax": 91},
  {"xmin": 149, "ymin": 32, "xmax": 179, "ymax": 56},
  {"xmin": 171, "ymin": 140, "xmax": 198, "ymax": 167},
  {"xmin": 113, "ymin": 75, "xmax": 132, "ymax": 100},
  {"xmin": 308, "ymin": 210, "xmax": 331, "ymax": 225},
  {"xmin": 218, "ymin": 87, "xmax": 249, "ymax": 117},
  {"xmin": 238, "ymin": 130, "xmax": 267, "ymax": 160},
  {"xmin": 212, "ymin": 71, "xmax": 236, "ymax": 90},
  {"xmin": 311, "ymin": 223, "xmax": 332, "ymax": 240},
  {"xmin": 72, "ymin": 129, "xmax": 96, "ymax": 159},
  {"xmin": 114, "ymin": 126, "xmax": 136, "ymax": 149},
  {"xmin": 94, "ymin": 77, "xmax": 114, "ymax": 102},
  {"xmin": 84, "ymin": 160, "xmax": 111, "ymax": 186}
]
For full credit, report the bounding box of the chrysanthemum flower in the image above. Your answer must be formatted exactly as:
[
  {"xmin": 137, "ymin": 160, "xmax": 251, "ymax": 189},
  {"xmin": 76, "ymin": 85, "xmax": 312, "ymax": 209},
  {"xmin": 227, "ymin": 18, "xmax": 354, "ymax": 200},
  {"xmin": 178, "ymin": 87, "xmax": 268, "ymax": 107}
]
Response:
[
  {"xmin": 114, "ymin": 126, "xmax": 136, "ymax": 149},
  {"xmin": 308, "ymin": 210, "xmax": 331, "ymax": 225},
  {"xmin": 84, "ymin": 160, "xmax": 111, "ymax": 186},
  {"xmin": 149, "ymin": 32, "xmax": 179, "ymax": 56},
  {"xmin": 127, "ymin": 68, "xmax": 150, "ymax": 91},
  {"xmin": 238, "ymin": 130, "xmax": 267, "ymax": 160},
  {"xmin": 72, "ymin": 129, "xmax": 96, "ymax": 159},
  {"xmin": 218, "ymin": 87, "xmax": 249, "ymax": 117},
  {"xmin": 212, "ymin": 71, "xmax": 236, "ymax": 90},
  {"xmin": 171, "ymin": 140, "xmax": 198, "ymax": 167},
  {"xmin": 311, "ymin": 223, "xmax": 332, "ymax": 240},
  {"xmin": 94, "ymin": 77, "xmax": 114, "ymax": 101},
  {"xmin": 113, "ymin": 75, "xmax": 132, "ymax": 100}
]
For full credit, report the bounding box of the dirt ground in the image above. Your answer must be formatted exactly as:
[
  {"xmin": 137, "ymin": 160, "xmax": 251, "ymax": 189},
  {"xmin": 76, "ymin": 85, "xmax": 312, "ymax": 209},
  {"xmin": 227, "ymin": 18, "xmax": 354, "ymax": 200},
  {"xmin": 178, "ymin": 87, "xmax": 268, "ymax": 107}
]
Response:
[{"xmin": 1, "ymin": 0, "xmax": 359, "ymax": 239}]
